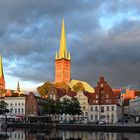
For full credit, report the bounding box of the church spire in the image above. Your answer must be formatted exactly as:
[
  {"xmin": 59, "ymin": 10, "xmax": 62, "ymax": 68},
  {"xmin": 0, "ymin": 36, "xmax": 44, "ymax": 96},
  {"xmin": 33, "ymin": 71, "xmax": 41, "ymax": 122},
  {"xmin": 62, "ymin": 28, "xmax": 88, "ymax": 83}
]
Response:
[
  {"xmin": 55, "ymin": 19, "xmax": 70, "ymax": 60},
  {"xmin": 59, "ymin": 18, "xmax": 67, "ymax": 59},
  {"xmin": 17, "ymin": 81, "xmax": 20, "ymax": 92},
  {"xmin": 0, "ymin": 55, "xmax": 5, "ymax": 90},
  {"xmin": 0, "ymin": 55, "xmax": 4, "ymax": 79}
]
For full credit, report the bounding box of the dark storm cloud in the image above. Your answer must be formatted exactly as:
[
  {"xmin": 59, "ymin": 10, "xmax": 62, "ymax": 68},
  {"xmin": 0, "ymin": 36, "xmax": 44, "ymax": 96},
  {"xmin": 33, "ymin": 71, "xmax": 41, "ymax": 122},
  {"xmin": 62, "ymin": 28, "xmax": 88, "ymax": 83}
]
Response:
[
  {"xmin": 72, "ymin": 19, "xmax": 140, "ymax": 89},
  {"xmin": 0, "ymin": 0, "xmax": 140, "ymax": 89}
]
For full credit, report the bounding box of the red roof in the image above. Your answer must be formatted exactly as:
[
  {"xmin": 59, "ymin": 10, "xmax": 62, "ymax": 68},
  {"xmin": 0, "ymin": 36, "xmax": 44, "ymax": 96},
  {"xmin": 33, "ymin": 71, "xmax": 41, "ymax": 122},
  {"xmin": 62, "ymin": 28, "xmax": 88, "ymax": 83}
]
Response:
[{"xmin": 112, "ymin": 89, "xmax": 121, "ymax": 98}]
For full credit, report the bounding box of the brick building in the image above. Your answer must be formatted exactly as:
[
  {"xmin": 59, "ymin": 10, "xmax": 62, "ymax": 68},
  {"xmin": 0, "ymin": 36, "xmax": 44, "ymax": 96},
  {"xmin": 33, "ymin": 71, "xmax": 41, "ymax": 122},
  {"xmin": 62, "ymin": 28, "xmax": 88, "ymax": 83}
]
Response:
[
  {"xmin": 88, "ymin": 76, "xmax": 121, "ymax": 123},
  {"xmin": 25, "ymin": 92, "xmax": 47, "ymax": 116}
]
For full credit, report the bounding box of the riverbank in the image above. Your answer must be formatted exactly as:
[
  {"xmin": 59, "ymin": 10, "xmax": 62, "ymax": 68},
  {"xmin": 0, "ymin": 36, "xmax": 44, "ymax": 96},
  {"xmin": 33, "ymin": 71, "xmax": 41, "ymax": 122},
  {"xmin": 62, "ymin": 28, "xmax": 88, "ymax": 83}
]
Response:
[{"xmin": 8, "ymin": 123, "xmax": 140, "ymax": 133}]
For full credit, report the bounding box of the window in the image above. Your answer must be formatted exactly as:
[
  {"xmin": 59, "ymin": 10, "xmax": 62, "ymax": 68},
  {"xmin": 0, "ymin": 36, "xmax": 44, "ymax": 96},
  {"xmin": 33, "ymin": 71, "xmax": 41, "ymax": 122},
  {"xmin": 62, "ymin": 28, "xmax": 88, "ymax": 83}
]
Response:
[
  {"xmin": 18, "ymin": 103, "xmax": 20, "ymax": 106},
  {"xmin": 106, "ymin": 94, "xmax": 109, "ymax": 98},
  {"xmin": 96, "ymin": 95, "xmax": 98, "ymax": 99},
  {"xmin": 22, "ymin": 103, "xmax": 24, "ymax": 106},
  {"xmin": 91, "ymin": 106, "xmax": 93, "ymax": 111},
  {"xmin": 10, "ymin": 103, "xmax": 12, "ymax": 106},
  {"xmin": 90, "ymin": 115, "xmax": 93, "ymax": 120},
  {"xmin": 22, "ymin": 109, "xmax": 24, "ymax": 113},
  {"xmin": 107, "ymin": 106, "xmax": 109, "ymax": 111},
  {"xmin": 18, "ymin": 109, "xmax": 20, "ymax": 113},
  {"xmin": 95, "ymin": 115, "xmax": 98, "ymax": 120},
  {"xmin": 85, "ymin": 112, "xmax": 88, "ymax": 116},
  {"xmin": 101, "ymin": 106, "xmax": 104, "ymax": 112},
  {"xmin": 15, "ymin": 109, "xmax": 17, "ymax": 113},
  {"xmin": 112, "ymin": 106, "xmax": 114, "ymax": 111},
  {"xmin": 15, "ymin": 103, "xmax": 17, "ymax": 106},
  {"xmin": 95, "ymin": 100, "xmax": 98, "ymax": 103},
  {"xmin": 107, "ymin": 115, "xmax": 110, "ymax": 119},
  {"xmin": 111, "ymin": 113, "xmax": 114, "ymax": 119},
  {"xmin": 101, "ymin": 90, "xmax": 104, "ymax": 93},
  {"xmin": 83, "ymin": 106, "xmax": 85, "ymax": 110},
  {"xmin": 95, "ymin": 106, "xmax": 98, "ymax": 111}
]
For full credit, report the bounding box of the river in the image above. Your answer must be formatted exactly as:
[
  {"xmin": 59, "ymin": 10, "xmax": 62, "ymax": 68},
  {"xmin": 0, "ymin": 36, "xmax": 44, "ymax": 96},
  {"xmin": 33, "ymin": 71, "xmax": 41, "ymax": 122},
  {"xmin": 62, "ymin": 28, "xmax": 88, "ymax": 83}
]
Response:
[{"xmin": 0, "ymin": 129, "xmax": 140, "ymax": 140}]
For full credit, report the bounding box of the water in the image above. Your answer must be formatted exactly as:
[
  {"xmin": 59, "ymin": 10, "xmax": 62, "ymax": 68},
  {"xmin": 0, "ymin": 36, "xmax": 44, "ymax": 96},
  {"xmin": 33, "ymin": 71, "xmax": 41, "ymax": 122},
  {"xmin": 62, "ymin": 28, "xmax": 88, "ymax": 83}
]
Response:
[{"xmin": 0, "ymin": 129, "xmax": 140, "ymax": 140}]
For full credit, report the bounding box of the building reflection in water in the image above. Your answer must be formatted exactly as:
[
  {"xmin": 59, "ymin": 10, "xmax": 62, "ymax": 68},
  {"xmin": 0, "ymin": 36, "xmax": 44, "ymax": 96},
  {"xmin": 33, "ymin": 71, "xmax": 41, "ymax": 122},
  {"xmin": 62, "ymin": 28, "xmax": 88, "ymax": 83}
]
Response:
[{"xmin": 0, "ymin": 129, "xmax": 140, "ymax": 140}]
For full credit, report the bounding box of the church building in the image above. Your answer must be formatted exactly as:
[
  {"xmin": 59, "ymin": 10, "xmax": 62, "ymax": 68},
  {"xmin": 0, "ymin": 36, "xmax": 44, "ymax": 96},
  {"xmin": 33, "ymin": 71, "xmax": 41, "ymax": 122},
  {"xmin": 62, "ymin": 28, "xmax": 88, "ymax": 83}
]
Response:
[{"xmin": 55, "ymin": 19, "xmax": 71, "ymax": 83}]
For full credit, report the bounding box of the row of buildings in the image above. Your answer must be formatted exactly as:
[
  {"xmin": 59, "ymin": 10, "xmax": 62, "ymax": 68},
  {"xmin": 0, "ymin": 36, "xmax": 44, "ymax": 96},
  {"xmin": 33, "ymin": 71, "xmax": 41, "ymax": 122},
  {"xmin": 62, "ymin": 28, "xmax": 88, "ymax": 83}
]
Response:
[
  {"xmin": 0, "ymin": 19, "xmax": 139, "ymax": 123},
  {"xmin": 0, "ymin": 76, "xmax": 122, "ymax": 123}
]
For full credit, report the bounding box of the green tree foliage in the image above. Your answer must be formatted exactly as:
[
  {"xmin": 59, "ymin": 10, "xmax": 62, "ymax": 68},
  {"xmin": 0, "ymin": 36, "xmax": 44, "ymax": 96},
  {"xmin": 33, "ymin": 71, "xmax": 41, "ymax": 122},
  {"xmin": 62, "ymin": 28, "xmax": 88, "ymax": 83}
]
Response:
[
  {"xmin": 55, "ymin": 100, "xmax": 63, "ymax": 115},
  {"xmin": 61, "ymin": 98, "xmax": 71, "ymax": 114},
  {"xmin": 37, "ymin": 82, "xmax": 54, "ymax": 97},
  {"xmin": 43, "ymin": 98, "xmax": 55, "ymax": 115},
  {"xmin": 73, "ymin": 82, "xmax": 85, "ymax": 92},
  {"xmin": 43, "ymin": 98, "xmax": 81, "ymax": 116},
  {"xmin": 69, "ymin": 98, "xmax": 82, "ymax": 115},
  {"xmin": 0, "ymin": 100, "xmax": 9, "ymax": 115}
]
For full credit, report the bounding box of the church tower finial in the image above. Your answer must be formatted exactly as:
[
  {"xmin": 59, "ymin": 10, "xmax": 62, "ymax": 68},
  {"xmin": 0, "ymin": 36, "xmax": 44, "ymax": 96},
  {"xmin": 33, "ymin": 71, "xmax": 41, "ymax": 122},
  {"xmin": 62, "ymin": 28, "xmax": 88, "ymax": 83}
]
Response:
[{"xmin": 0, "ymin": 55, "xmax": 5, "ymax": 90}]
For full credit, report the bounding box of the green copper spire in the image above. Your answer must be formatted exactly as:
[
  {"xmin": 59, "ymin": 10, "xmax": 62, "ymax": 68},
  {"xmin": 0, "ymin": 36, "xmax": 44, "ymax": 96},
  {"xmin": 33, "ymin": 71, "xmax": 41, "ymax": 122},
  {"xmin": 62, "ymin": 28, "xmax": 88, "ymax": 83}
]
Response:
[
  {"xmin": 17, "ymin": 81, "xmax": 20, "ymax": 92},
  {"xmin": 0, "ymin": 55, "xmax": 4, "ymax": 78}
]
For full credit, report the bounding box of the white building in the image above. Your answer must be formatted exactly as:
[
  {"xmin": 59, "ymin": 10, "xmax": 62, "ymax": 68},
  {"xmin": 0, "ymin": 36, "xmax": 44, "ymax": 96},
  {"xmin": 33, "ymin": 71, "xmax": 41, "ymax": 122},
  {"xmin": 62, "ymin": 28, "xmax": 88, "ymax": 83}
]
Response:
[
  {"xmin": 75, "ymin": 91, "xmax": 89, "ymax": 120},
  {"xmin": 89, "ymin": 104, "xmax": 118, "ymax": 123},
  {"xmin": 0, "ymin": 96, "xmax": 26, "ymax": 116},
  {"xmin": 129, "ymin": 96, "xmax": 140, "ymax": 116}
]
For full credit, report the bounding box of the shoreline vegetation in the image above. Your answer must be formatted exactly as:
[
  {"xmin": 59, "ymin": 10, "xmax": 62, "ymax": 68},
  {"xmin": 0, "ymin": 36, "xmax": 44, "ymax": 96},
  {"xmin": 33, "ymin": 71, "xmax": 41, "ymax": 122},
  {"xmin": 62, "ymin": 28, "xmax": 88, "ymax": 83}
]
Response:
[{"xmin": 7, "ymin": 123, "xmax": 140, "ymax": 133}]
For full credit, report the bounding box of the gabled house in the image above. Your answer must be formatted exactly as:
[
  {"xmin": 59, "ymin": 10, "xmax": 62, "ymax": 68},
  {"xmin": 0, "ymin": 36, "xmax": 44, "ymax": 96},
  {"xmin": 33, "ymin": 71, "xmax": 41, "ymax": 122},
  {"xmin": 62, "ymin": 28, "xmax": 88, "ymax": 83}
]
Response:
[
  {"xmin": 25, "ymin": 92, "xmax": 47, "ymax": 116},
  {"xmin": 88, "ymin": 76, "xmax": 121, "ymax": 123}
]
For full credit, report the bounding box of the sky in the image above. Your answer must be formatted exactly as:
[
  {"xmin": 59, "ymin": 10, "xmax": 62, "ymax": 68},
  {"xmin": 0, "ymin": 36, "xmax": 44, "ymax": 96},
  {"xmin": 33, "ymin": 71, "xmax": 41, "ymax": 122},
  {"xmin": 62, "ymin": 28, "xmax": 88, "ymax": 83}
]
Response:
[{"xmin": 0, "ymin": 0, "xmax": 140, "ymax": 92}]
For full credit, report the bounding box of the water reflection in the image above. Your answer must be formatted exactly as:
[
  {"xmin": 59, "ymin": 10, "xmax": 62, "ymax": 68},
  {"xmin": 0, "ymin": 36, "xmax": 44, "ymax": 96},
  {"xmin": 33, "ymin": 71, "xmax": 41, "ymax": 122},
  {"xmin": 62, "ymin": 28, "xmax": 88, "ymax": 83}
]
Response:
[{"xmin": 0, "ymin": 129, "xmax": 139, "ymax": 140}]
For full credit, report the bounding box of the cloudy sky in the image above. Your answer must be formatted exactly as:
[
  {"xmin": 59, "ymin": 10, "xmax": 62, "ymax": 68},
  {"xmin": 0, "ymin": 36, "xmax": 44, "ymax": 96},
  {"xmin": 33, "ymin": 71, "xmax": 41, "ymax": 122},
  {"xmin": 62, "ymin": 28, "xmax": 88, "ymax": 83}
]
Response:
[{"xmin": 0, "ymin": 0, "xmax": 140, "ymax": 92}]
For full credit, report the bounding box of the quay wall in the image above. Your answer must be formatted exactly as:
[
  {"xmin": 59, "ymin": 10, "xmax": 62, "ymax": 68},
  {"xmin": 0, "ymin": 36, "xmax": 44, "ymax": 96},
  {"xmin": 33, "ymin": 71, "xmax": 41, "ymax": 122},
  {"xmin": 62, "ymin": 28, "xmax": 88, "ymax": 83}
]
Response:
[{"xmin": 9, "ymin": 123, "xmax": 140, "ymax": 133}]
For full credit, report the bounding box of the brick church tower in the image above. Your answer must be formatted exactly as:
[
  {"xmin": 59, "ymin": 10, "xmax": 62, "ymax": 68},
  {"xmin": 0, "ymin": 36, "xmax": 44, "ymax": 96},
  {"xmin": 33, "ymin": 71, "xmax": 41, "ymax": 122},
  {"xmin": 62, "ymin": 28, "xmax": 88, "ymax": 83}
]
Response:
[
  {"xmin": 0, "ymin": 55, "xmax": 5, "ymax": 90},
  {"xmin": 55, "ymin": 19, "xmax": 71, "ymax": 83}
]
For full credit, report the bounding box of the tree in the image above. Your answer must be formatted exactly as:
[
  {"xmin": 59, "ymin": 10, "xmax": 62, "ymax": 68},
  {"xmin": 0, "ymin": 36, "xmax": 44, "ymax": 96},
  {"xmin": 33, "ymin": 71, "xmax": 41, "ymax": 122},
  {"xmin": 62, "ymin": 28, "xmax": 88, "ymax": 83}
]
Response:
[
  {"xmin": 73, "ymin": 82, "xmax": 85, "ymax": 92},
  {"xmin": 0, "ymin": 100, "xmax": 9, "ymax": 115},
  {"xmin": 61, "ymin": 98, "xmax": 71, "ymax": 115},
  {"xmin": 43, "ymin": 98, "xmax": 55, "ymax": 115},
  {"xmin": 37, "ymin": 82, "xmax": 54, "ymax": 97},
  {"xmin": 55, "ymin": 100, "xmax": 63, "ymax": 115},
  {"xmin": 69, "ymin": 98, "xmax": 82, "ymax": 116}
]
